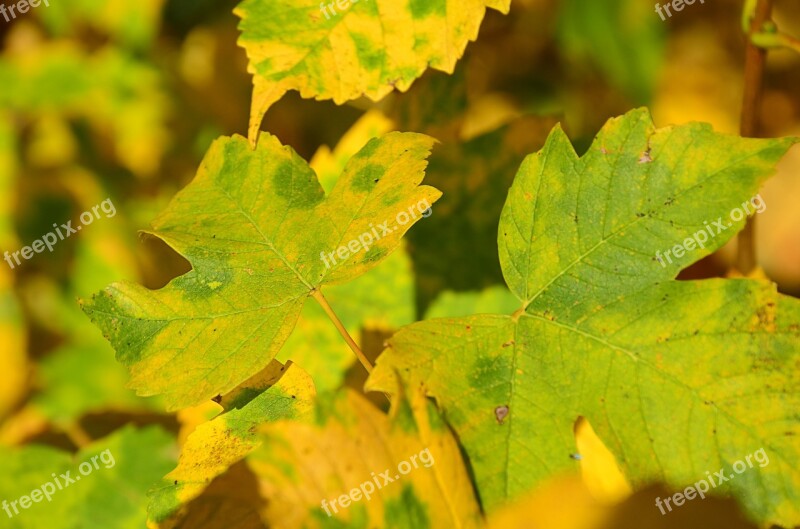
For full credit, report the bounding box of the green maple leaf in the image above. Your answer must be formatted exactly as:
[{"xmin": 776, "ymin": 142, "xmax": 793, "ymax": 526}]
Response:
[
  {"xmin": 235, "ymin": 0, "xmax": 510, "ymax": 142},
  {"xmin": 368, "ymin": 109, "xmax": 800, "ymax": 527},
  {"xmin": 81, "ymin": 132, "xmax": 440, "ymax": 411}
]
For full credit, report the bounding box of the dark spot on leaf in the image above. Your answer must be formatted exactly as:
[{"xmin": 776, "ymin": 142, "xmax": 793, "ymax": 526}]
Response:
[
  {"xmin": 212, "ymin": 394, "xmax": 222, "ymax": 404},
  {"xmin": 495, "ymin": 405, "xmax": 509, "ymax": 424}
]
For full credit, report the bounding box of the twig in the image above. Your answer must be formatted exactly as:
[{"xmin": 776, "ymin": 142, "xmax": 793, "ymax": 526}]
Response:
[{"xmin": 738, "ymin": 0, "xmax": 773, "ymax": 274}]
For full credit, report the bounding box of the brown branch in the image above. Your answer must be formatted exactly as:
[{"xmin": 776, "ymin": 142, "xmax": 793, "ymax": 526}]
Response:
[{"xmin": 737, "ymin": 0, "xmax": 773, "ymax": 274}]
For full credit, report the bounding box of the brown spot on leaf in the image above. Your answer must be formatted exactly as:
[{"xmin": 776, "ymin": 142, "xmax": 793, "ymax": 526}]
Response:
[{"xmin": 495, "ymin": 405, "xmax": 509, "ymax": 424}]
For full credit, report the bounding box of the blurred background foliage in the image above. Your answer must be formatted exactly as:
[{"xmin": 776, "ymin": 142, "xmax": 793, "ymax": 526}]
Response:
[{"xmin": 0, "ymin": 0, "xmax": 798, "ymax": 527}]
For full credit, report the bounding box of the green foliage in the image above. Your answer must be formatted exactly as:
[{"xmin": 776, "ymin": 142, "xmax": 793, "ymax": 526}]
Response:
[
  {"xmin": 557, "ymin": 0, "xmax": 666, "ymax": 102},
  {"xmin": 235, "ymin": 0, "xmax": 510, "ymax": 140},
  {"xmin": 81, "ymin": 132, "xmax": 440, "ymax": 410},
  {"xmin": 368, "ymin": 109, "xmax": 800, "ymax": 525},
  {"xmin": 3, "ymin": 2, "xmax": 799, "ymax": 529},
  {"xmin": 0, "ymin": 426, "xmax": 175, "ymax": 529},
  {"xmin": 0, "ymin": 44, "xmax": 168, "ymax": 177},
  {"xmin": 37, "ymin": 0, "xmax": 164, "ymax": 50}
]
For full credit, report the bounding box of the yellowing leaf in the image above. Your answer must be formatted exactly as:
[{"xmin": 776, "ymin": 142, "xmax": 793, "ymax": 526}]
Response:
[
  {"xmin": 235, "ymin": 0, "xmax": 511, "ymax": 142},
  {"xmin": 368, "ymin": 109, "xmax": 800, "ymax": 527},
  {"xmin": 309, "ymin": 109, "xmax": 394, "ymax": 192},
  {"xmin": 487, "ymin": 475, "xmax": 609, "ymax": 529},
  {"xmin": 247, "ymin": 387, "xmax": 484, "ymax": 529},
  {"xmin": 574, "ymin": 418, "xmax": 631, "ymax": 503},
  {"xmin": 82, "ymin": 132, "xmax": 440, "ymax": 410},
  {"xmin": 148, "ymin": 360, "xmax": 315, "ymax": 528},
  {"xmin": 276, "ymin": 110, "xmax": 417, "ymax": 392},
  {"xmin": 278, "ymin": 245, "xmax": 416, "ymax": 392}
]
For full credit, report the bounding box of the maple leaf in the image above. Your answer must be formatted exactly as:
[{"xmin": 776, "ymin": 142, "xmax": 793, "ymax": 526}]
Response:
[
  {"xmin": 276, "ymin": 110, "xmax": 418, "ymax": 393},
  {"xmin": 247, "ymin": 386, "xmax": 484, "ymax": 529},
  {"xmin": 367, "ymin": 109, "xmax": 800, "ymax": 527},
  {"xmin": 235, "ymin": 0, "xmax": 511, "ymax": 143},
  {"xmin": 81, "ymin": 131, "xmax": 440, "ymax": 411},
  {"xmin": 148, "ymin": 360, "xmax": 315, "ymax": 527}
]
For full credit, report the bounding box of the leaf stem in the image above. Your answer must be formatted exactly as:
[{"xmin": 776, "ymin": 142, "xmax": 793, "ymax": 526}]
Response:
[
  {"xmin": 738, "ymin": 0, "xmax": 773, "ymax": 274},
  {"xmin": 311, "ymin": 289, "xmax": 374, "ymax": 374}
]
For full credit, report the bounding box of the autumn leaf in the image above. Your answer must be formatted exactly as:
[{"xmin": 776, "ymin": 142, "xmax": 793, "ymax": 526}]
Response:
[
  {"xmin": 277, "ymin": 110, "xmax": 418, "ymax": 393},
  {"xmin": 367, "ymin": 109, "xmax": 800, "ymax": 527},
  {"xmin": 81, "ymin": 131, "xmax": 440, "ymax": 411},
  {"xmin": 246, "ymin": 386, "xmax": 484, "ymax": 529},
  {"xmin": 148, "ymin": 360, "xmax": 315, "ymax": 528},
  {"xmin": 235, "ymin": 0, "xmax": 511, "ymax": 143}
]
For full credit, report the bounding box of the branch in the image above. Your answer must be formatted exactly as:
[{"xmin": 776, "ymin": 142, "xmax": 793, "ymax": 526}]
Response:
[{"xmin": 738, "ymin": 0, "xmax": 773, "ymax": 274}]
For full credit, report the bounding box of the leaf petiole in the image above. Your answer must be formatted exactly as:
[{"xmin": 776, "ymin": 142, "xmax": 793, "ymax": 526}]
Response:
[{"xmin": 311, "ymin": 289, "xmax": 374, "ymax": 374}]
